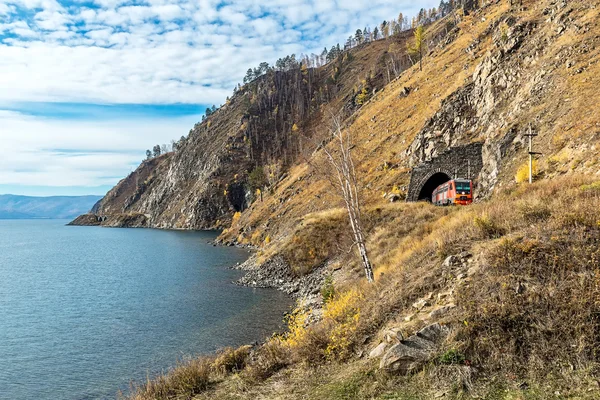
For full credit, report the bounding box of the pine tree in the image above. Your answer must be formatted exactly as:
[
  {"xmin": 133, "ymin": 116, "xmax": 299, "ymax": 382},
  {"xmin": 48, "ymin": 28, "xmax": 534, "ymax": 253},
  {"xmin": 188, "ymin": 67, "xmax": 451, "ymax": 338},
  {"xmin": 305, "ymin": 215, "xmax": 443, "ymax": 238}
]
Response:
[
  {"xmin": 243, "ymin": 68, "xmax": 253, "ymax": 84},
  {"xmin": 355, "ymin": 29, "xmax": 363, "ymax": 44}
]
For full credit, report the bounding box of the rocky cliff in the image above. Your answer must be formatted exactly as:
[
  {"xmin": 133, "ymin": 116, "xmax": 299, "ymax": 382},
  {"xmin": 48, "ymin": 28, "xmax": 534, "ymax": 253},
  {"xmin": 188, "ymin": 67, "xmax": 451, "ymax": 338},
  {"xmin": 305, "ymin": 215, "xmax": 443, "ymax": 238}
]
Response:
[
  {"xmin": 75, "ymin": 0, "xmax": 600, "ymax": 240},
  {"xmin": 73, "ymin": 34, "xmax": 416, "ymax": 229},
  {"xmin": 116, "ymin": 0, "xmax": 600, "ymax": 398}
]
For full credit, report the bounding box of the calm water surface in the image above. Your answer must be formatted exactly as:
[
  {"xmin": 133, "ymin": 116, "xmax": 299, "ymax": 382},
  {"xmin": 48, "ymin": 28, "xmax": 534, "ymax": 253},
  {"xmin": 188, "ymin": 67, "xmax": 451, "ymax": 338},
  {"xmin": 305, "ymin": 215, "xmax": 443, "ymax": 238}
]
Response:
[{"xmin": 0, "ymin": 220, "xmax": 291, "ymax": 399}]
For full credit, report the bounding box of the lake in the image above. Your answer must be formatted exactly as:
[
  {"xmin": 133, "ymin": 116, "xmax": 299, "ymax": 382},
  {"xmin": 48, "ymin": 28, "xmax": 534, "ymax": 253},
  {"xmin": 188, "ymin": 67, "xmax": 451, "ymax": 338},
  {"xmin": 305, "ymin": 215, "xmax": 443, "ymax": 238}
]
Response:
[{"xmin": 0, "ymin": 220, "xmax": 291, "ymax": 399}]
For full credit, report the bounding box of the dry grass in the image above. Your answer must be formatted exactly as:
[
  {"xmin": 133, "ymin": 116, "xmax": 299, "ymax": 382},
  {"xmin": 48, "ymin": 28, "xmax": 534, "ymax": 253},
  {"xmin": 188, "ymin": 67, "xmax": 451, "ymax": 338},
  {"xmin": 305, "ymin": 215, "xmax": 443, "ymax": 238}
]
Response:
[
  {"xmin": 127, "ymin": 0, "xmax": 600, "ymax": 395},
  {"xmin": 242, "ymin": 338, "xmax": 291, "ymax": 382},
  {"xmin": 283, "ymin": 176, "xmax": 600, "ymax": 386},
  {"xmin": 213, "ymin": 346, "xmax": 251, "ymax": 376},
  {"xmin": 126, "ymin": 176, "xmax": 600, "ymax": 399},
  {"xmin": 124, "ymin": 357, "xmax": 212, "ymax": 400}
]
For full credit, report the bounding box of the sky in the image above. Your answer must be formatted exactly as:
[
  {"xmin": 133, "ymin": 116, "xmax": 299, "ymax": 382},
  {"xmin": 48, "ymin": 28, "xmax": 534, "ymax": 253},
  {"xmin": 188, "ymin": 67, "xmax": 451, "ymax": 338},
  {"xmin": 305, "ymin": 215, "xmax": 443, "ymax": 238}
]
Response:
[{"xmin": 0, "ymin": 0, "xmax": 439, "ymax": 197}]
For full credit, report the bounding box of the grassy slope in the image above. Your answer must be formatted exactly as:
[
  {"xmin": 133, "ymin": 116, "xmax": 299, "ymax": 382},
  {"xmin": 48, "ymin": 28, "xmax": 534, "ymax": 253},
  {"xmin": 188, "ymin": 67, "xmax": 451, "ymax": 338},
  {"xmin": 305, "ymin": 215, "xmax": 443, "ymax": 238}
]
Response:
[{"xmin": 126, "ymin": 0, "xmax": 600, "ymax": 398}]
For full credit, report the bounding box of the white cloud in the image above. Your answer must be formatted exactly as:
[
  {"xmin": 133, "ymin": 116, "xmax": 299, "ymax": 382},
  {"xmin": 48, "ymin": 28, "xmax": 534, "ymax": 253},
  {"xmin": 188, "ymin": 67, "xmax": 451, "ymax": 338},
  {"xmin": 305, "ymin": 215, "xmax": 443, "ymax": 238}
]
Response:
[
  {"xmin": 0, "ymin": 0, "xmax": 439, "ymax": 105},
  {"xmin": 0, "ymin": 110, "xmax": 201, "ymax": 187},
  {"xmin": 0, "ymin": 0, "xmax": 440, "ymax": 191}
]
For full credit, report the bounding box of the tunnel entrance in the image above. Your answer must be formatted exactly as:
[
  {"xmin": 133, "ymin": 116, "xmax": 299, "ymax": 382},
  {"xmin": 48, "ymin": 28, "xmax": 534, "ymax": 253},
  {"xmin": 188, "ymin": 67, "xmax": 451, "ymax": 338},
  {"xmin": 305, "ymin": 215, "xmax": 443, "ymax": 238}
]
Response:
[{"xmin": 417, "ymin": 172, "xmax": 452, "ymax": 202}]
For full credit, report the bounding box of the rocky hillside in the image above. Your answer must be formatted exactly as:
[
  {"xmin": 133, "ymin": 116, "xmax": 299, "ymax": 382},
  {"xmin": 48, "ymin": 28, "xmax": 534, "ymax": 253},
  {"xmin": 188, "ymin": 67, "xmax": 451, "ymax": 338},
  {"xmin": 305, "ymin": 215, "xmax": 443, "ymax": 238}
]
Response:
[
  {"xmin": 119, "ymin": 0, "xmax": 600, "ymax": 398},
  {"xmin": 74, "ymin": 0, "xmax": 600, "ymax": 234},
  {"xmin": 71, "ymin": 30, "xmax": 421, "ymax": 229},
  {"xmin": 218, "ymin": 0, "xmax": 600, "ymax": 257}
]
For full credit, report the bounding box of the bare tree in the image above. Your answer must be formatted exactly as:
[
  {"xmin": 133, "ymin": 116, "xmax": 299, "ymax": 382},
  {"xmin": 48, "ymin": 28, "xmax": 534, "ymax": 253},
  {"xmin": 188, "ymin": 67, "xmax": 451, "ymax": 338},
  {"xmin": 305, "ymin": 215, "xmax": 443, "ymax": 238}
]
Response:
[{"xmin": 320, "ymin": 116, "xmax": 374, "ymax": 282}]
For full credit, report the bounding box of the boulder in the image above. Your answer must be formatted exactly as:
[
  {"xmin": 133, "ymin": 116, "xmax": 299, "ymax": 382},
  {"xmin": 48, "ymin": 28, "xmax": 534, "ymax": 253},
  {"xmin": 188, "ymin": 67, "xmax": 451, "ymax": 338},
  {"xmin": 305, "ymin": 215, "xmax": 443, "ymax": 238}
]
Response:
[
  {"xmin": 369, "ymin": 342, "xmax": 388, "ymax": 358},
  {"xmin": 380, "ymin": 323, "xmax": 450, "ymax": 373},
  {"xmin": 383, "ymin": 328, "xmax": 403, "ymax": 343},
  {"xmin": 442, "ymin": 255, "xmax": 457, "ymax": 268}
]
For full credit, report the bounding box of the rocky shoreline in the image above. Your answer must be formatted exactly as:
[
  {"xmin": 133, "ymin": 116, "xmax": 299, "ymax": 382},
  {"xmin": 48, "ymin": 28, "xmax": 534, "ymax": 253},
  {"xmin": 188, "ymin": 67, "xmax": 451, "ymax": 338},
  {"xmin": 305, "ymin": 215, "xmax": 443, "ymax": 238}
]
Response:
[{"xmin": 234, "ymin": 254, "xmax": 326, "ymax": 300}]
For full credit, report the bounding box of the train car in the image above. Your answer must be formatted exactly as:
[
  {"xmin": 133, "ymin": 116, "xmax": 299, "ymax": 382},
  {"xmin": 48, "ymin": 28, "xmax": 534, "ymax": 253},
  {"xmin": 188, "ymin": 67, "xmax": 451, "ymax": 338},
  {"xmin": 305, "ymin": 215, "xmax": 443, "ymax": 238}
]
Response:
[{"xmin": 432, "ymin": 179, "xmax": 473, "ymax": 206}]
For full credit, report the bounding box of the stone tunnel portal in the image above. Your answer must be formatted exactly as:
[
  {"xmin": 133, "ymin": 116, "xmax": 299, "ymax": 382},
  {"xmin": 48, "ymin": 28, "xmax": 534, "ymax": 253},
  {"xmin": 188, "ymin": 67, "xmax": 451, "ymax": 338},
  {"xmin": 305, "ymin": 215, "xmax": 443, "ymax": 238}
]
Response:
[
  {"xmin": 406, "ymin": 143, "xmax": 484, "ymax": 202},
  {"xmin": 417, "ymin": 172, "xmax": 452, "ymax": 202}
]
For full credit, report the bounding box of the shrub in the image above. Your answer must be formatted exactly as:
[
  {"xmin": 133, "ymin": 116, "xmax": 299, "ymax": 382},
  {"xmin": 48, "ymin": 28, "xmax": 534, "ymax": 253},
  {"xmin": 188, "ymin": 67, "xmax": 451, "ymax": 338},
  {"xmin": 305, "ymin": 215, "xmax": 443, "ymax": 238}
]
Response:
[
  {"xmin": 243, "ymin": 338, "xmax": 290, "ymax": 382},
  {"xmin": 282, "ymin": 306, "xmax": 329, "ymax": 364},
  {"xmin": 515, "ymin": 159, "xmax": 539, "ymax": 183},
  {"xmin": 518, "ymin": 202, "xmax": 551, "ymax": 223},
  {"xmin": 126, "ymin": 357, "xmax": 211, "ymax": 400},
  {"xmin": 356, "ymin": 87, "xmax": 370, "ymax": 105},
  {"xmin": 580, "ymin": 181, "xmax": 600, "ymax": 193},
  {"xmin": 323, "ymin": 289, "xmax": 363, "ymax": 360},
  {"xmin": 473, "ymin": 215, "xmax": 506, "ymax": 238},
  {"xmin": 438, "ymin": 349, "xmax": 466, "ymax": 365},
  {"xmin": 281, "ymin": 210, "xmax": 349, "ymax": 276},
  {"xmin": 321, "ymin": 276, "xmax": 336, "ymax": 303},
  {"xmin": 213, "ymin": 345, "xmax": 251, "ymax": 375}
]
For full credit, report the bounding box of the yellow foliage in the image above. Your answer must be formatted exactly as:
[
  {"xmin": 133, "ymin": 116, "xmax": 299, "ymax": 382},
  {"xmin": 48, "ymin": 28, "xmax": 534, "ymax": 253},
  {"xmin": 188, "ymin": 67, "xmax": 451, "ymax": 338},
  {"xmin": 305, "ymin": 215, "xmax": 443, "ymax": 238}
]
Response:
[
  {"xmin": 283, "ymin": 307, "xmax": 310, "ymax": 348},
  {"xmin": 323, "ymin": 288, "xmax": 363, "ymax": 360},
  {"xmin": 264, "ymin": 235, "xmax": 271, "ymax": 244},
  {"xmin": 515, "ymin": 159, "xmax": 539, "ymax": 183},
  {"xmin": 356, "ymin": 87, "xmax": 369, "ymax": 105},
  {"xmin": 251, "ymin": 230, "xmax": 262, "ymax": 244},
  {"xmin": 292, "ymin": 123, "xmax": 299, "ymax": 132},
  {"xmin": 232, "ymin": 211, "xmax": 242, "ymax": 225}
]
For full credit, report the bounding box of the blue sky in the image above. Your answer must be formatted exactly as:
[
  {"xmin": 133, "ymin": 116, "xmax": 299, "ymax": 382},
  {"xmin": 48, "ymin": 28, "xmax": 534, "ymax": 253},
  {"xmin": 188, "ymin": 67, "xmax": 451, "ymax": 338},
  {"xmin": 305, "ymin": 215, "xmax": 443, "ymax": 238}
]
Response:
[{"xmin": 0, "ymin": 0, "xmax": 439, "ymax": 197}]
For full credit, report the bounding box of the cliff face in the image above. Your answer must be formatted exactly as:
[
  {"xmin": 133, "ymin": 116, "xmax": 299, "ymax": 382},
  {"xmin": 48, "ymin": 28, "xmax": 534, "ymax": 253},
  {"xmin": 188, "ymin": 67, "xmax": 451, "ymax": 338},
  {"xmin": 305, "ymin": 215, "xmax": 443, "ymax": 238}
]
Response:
[
  {"xmin": 72, "ymin": 34, "xmax": 416, "ymax": 229},
  {"xmin": 76, "ymin": 0, "xmax": 600, "ymax": 236}
]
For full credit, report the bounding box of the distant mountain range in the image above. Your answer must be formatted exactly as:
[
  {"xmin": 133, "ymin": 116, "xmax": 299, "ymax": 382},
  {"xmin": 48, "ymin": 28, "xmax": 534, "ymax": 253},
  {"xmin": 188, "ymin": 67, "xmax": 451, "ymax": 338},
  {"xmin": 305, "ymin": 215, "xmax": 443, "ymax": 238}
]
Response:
[{"xmin": 0, "ymin": 194, "xmax": 103, "ymax": 219}]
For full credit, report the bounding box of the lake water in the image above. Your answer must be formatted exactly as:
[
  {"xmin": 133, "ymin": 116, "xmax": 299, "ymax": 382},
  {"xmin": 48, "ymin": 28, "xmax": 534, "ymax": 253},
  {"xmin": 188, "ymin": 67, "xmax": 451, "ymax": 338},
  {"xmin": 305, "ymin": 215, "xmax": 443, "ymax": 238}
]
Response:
[{"xmin": 0, "ymin": 220, "xmax": 291, "ymax": 399}]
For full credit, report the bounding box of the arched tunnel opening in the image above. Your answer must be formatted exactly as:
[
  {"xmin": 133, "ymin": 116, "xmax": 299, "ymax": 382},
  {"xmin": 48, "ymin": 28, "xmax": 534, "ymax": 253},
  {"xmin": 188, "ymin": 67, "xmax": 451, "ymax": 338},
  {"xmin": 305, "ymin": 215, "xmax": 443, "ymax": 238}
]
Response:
[{"xmin": 417, "ymin": 172, "xmax": 452, "ymax": 202}]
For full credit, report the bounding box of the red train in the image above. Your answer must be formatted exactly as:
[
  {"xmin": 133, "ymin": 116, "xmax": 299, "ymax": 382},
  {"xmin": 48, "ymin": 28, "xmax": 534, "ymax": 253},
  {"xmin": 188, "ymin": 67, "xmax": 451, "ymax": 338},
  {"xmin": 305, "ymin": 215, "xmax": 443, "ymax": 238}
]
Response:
[{"xmin": 432, "ymin": 179, "xmax": 473, "ymax": 206}]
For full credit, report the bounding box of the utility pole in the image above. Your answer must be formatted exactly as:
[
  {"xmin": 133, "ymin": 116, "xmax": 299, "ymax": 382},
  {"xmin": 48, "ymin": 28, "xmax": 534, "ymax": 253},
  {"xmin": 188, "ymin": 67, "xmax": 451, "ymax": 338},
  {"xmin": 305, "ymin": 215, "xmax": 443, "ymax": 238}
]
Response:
[{"xmin": 525, "ymin": 124, "xmax": 542, "ymax": 184}]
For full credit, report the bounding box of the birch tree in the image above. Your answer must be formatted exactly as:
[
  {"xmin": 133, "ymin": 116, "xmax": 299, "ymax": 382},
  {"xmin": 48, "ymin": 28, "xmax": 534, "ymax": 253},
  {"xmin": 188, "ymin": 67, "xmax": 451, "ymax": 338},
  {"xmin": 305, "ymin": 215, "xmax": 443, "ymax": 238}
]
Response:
[{"xmin": 320, "ymin": 116, "xmax": 374, "ymax": 282}]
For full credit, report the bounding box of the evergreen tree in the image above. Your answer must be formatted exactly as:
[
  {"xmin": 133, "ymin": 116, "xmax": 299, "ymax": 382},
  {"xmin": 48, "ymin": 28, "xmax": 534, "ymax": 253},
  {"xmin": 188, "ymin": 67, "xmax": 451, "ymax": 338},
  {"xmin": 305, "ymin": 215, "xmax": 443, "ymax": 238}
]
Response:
[
  {"xmin": 355, "ymin": 29, "xmax": 363, "ymax": 44},
  {"xmin": 152, "ymin": 144, "xmax": 161, "ymax": 157},
  {"xmin": 243, "ymin": 68, "xmax": 253, "ymax": 84}
]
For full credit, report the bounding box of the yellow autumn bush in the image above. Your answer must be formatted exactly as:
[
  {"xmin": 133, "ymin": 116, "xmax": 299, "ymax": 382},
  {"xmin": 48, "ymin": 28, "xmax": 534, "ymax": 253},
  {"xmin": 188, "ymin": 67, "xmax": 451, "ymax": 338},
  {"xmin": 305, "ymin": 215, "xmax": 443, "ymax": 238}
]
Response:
[
  {"xmin": 515, "ymin": 159, "xmax": 538, "ymax": 183},
  {"xmin": 323, "ymin": 288, "xmax": 363, "ymax": 360}
]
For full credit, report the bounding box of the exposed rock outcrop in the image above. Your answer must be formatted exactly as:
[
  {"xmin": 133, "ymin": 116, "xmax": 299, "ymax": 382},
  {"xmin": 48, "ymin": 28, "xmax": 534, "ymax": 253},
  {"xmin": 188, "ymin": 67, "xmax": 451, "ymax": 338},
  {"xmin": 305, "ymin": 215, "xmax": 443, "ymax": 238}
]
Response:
[{"xmin": 379, "ymin": 323, "xmax": 451, "ymax": 373}]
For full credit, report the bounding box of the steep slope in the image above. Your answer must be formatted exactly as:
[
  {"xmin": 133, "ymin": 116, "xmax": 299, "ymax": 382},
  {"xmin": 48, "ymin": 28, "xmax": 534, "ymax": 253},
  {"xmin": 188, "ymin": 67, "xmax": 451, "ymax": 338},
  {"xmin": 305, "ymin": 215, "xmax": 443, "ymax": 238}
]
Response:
[
  {"xmin": 72, "ymin": 34, "xmax": 419, "ymax": 229},
  {"xmin": 120, "ymin": 0, "xmax": 600, "ymax": 398},
  {"xmin": 221, "ymin": 0, "xmax": 600, "ymax": 248}
]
